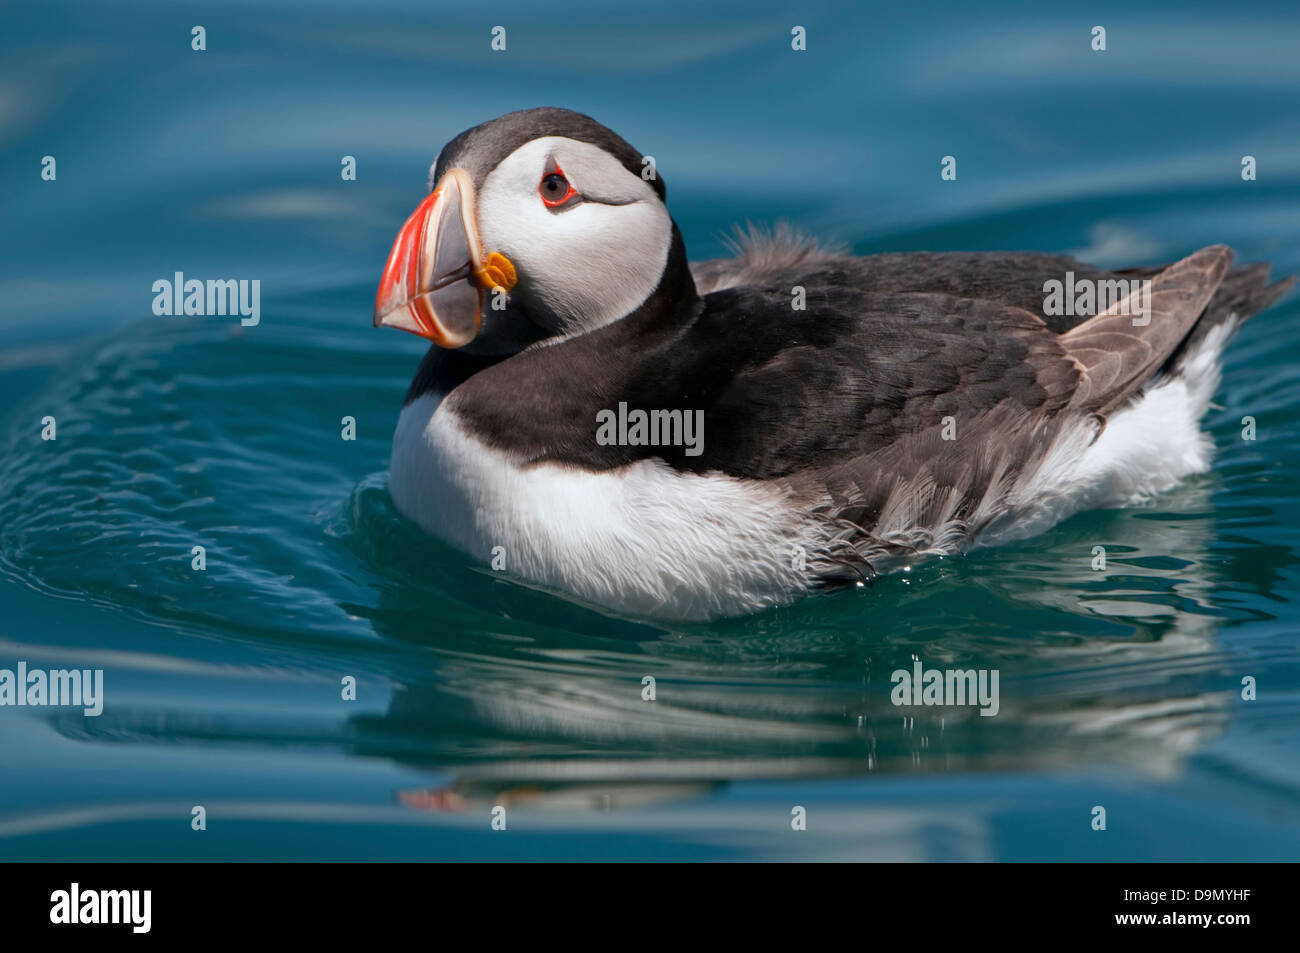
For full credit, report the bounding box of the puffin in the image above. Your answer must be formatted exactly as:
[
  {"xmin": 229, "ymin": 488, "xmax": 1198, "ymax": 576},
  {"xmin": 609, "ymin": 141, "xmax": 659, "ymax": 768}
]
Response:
[{"xmin": 373, "ymin": 107, "xmax": 1294, "ymax": 622}]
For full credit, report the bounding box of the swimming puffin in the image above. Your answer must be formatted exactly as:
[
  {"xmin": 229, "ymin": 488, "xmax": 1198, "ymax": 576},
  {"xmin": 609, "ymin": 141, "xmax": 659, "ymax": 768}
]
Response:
[{"xmin": 374, "ymin": 107, "xmax": 1294, "ymax": 621}]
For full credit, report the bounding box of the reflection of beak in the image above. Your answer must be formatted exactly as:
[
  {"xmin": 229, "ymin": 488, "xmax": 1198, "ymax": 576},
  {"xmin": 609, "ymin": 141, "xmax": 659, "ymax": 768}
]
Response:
[{"xmin": 374, "ymin": 168, "xmax": 514, "ymax": 348}]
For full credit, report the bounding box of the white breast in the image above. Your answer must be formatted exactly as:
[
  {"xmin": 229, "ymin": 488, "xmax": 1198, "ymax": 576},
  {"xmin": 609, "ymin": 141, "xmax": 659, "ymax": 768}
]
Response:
[{"xmin": 388, "ymin": 394, "xmax": 811, "ymax": 621}]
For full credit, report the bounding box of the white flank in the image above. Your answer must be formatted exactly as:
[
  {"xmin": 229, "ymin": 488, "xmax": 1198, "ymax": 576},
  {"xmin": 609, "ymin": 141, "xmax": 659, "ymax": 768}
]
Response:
[{"xmin": 389, "ymin": 394, "xmax": 808, "ymax": 621}]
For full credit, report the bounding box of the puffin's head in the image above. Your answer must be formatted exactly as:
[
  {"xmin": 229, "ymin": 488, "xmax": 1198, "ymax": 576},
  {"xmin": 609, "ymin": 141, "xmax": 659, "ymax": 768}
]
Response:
[{"xmin": 374, "ymin": 107, "xmax": 687, "ymax": 355}]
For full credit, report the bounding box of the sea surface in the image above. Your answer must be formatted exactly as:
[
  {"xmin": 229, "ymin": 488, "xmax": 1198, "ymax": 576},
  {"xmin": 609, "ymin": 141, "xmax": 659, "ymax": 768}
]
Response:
[{"xmin": 1, "ymin": 0, "xmax": 1299, "ymax": 861}]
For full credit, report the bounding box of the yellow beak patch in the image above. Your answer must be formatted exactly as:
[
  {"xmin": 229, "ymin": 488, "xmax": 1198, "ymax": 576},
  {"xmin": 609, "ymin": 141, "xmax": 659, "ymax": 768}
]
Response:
[{"xmin": 474, "ymin": 251, "xmax": 517, "ymax": 293}]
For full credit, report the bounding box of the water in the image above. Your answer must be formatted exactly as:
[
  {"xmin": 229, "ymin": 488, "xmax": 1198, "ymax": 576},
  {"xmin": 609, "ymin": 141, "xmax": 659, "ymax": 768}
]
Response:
[{"xmin": 2, "ymin": 0, "xmax": 1299, "ymax": 860}]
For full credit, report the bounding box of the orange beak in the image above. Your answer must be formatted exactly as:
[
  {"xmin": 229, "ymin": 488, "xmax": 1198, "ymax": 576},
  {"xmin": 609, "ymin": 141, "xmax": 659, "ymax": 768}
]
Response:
[{"xmin": 373, "ymin": 168, "xmax": 487, "ymax": 348}]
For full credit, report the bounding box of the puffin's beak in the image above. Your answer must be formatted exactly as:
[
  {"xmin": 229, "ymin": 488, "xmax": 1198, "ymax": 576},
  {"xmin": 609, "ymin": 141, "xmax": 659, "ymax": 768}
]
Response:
[{"xmin": 374, "ymin": 168, "xmax": 489, "ymax": 348}]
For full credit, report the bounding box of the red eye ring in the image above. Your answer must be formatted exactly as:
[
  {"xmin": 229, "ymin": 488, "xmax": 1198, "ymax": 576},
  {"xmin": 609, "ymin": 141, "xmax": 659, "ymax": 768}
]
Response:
[{"xmin": 539, "ymin": 166, "xmax": 578, "ymax": 208}]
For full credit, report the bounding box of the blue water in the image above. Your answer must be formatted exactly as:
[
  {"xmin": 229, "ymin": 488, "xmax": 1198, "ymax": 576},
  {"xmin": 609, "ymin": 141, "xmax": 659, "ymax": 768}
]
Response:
[{"xmin": 2, "ymin": 0, "xmax": 1299, "ymax": 860}]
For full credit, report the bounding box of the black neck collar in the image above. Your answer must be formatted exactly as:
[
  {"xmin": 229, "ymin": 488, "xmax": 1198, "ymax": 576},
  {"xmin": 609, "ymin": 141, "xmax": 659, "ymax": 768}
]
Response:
[{"xmin": 405, "ymin": 222, "xmax": 698, "ymax": 406}]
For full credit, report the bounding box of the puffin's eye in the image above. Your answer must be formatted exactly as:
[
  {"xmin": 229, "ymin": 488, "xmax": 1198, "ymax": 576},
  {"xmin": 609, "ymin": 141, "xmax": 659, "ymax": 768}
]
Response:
[{"xmin": 539, "ymin": 169, "xmax": 578, "ymax": 208}]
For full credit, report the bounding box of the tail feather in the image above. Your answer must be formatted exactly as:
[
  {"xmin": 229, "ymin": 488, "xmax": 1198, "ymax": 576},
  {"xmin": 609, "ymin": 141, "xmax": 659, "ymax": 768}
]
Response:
[
  {"xmin": 1162, "ymin": 265, "xmax": 1295, "ymax": 380},
  {"xmin": 1115, "ymin": 257, "xmax": 1295, "ymax": 374},
  {"xmin": 1062, "ymin": 245, "xmax": 1232, "ymax": 415}
]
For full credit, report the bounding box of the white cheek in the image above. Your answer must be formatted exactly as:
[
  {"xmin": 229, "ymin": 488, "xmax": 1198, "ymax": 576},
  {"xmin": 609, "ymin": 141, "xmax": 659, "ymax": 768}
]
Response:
[
  {"xmin": 479, "ymin": 192, "xmax": 671, "ymax": 332},
  {"xmin": 475, "ymin": 141, "xmax": 673, "ymax": 334}
]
